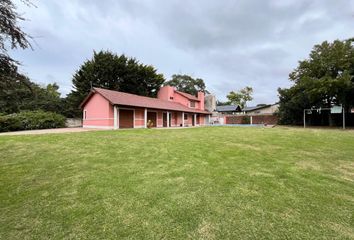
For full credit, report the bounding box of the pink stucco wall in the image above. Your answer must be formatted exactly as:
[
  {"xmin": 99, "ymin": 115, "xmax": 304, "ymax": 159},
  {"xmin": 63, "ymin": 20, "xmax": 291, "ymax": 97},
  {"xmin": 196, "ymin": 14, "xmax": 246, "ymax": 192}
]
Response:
[
  {"xmin": 157, "ymin": 86, "xmax": 175, "ymax": 101},
  {"xmin": 174, "ymin": 93, "xmax": 191, "ymax": 107},
  {"xmin": 83, "ymin": 93, "xmax": 113, "ymax": 128},
  {"xmin": 135, "ymin": 108, "xmax": 145, "ymax": 127},
  {"xmin": 197, "ymin": 92, "xmax": 205, "ymax": 110}
]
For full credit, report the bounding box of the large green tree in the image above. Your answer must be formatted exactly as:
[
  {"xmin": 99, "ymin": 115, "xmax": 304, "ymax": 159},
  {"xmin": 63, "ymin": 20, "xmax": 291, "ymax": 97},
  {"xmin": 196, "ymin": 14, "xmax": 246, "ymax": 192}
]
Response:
[
  {"xmin": 226, "ymin": 86, "xmax": 253, "ymax": 108},
  {"xmin": 66, "ymin": 51, "xmax": 165, "ymax": 117},
  {"xmin": 164, "ymin": 74, "xmax": 207, "ymax": 95},
  {"xmin": 0, "ymin": 73, "xmax": 64, "ymax": 114},
  {"xmin": 278, "ymin": 39, "xmax": 354, "ymax": 125},
  {"xmin": 0, "ymin": 0, "xmax": 32, "ymax": 78}
]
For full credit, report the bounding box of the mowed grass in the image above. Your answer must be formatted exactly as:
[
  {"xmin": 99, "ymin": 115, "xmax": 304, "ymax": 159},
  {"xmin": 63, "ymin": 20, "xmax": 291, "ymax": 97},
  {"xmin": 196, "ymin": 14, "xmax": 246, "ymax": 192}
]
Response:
[{"xmin": 0, "ymin": 127, "xmax": 353, "ymax": 239}]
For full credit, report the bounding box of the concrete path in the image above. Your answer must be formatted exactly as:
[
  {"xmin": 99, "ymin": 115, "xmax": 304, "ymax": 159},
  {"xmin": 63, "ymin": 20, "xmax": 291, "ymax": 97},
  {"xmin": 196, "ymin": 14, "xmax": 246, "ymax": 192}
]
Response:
[{"xmin": 0, "ymin": 128, "xmax": 102, "ymax": 136}]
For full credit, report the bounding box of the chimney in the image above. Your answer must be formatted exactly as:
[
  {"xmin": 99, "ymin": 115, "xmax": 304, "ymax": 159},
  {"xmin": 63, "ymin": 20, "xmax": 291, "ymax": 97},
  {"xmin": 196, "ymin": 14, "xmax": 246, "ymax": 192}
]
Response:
[
  {"xmin": 157, "ymin": 85, "xmax": 175, "ymax": 101},
  {"xmin": 197, "ymin": 91, "xmax": 205, "ymax": 110}
]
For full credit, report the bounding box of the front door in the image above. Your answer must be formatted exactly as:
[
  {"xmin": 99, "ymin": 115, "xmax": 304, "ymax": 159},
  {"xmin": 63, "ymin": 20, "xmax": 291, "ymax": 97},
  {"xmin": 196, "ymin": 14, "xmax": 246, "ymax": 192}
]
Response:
[{"xmin": 119, "ymin": 109, "xmax": 134, "ymax": 128}]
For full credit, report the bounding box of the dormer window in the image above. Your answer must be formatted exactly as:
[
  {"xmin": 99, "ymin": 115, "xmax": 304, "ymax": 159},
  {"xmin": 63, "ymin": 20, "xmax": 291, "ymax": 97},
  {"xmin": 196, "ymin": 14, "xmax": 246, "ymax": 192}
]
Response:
[{"xmin": 190, "ymin": 101, "xmax": 195, "ymax": 108}]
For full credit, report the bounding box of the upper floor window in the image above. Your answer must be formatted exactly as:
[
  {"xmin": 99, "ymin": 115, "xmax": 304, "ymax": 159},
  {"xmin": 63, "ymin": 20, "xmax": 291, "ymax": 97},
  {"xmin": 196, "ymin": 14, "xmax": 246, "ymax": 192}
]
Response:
[{"xmin": 190, "ymin": 101, "xmax": 195, "ymax": 108}]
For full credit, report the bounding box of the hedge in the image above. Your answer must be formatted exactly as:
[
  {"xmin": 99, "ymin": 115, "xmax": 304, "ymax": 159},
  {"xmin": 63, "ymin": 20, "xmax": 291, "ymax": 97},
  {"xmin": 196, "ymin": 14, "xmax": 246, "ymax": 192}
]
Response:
[{"xmin": 0, "ymin": 111, "xmax": 66, "ymax": 132}]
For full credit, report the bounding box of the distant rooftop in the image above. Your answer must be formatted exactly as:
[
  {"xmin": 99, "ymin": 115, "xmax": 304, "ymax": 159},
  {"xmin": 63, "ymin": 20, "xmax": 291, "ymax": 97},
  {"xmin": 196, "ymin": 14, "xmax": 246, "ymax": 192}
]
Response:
[
  {"xmin": 216, "ymin": 105, "xmax": 241, "ymax": 112},
  {"xmin": 243, "ymin": 103, "xmax": 278, "ymax": 112}
]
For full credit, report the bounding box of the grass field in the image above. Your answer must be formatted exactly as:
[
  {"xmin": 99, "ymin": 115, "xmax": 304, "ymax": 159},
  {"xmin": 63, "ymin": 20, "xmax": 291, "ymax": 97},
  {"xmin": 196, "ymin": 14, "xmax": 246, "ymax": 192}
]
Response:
[{"xmin": 0, "ymin": 127, "xmax": 353, "ymax": 239}]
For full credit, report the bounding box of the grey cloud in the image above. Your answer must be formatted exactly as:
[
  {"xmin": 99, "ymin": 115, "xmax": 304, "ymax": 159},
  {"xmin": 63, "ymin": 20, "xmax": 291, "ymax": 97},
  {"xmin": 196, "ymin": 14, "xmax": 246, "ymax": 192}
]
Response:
[{"xmin": 10, "ymin": 0, "xmax": 354, "ymax": 103}]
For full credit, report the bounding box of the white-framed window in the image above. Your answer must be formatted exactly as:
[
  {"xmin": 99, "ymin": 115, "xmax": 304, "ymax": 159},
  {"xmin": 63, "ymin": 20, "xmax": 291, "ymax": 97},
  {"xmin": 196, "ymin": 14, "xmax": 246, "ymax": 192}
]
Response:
[
  {"xmin": 184, "ymin": 114, "xmax": 188, "ymax": 120},
  {"xmin": 190, "ymin": 101, "xmax": 195, "ymax": 108}
]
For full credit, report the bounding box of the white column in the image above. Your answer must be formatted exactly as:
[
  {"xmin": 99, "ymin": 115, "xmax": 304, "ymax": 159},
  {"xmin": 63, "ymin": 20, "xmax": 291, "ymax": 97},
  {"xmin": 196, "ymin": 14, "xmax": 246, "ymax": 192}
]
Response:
[
  {"xmin": 167, "ymin": 111, "xmax": 170, "ymax": 128},
  {"xmin": 194, "ymin": 114, "xmax": 197, "ymax": 126},
  {"xmin": 250, "ymin": 115, "xmax": 253, "ymax": 125},
  {"xmin": 144, "ymin": 108, "xmax": 147, "ymax": 128},
  {"xmin": 182, "ymin": 112, "xmax": 184, "ymax": 127},
  {"xmin": 133, "ymin": 110, "xmax": 135, "ymax": 128},
  {"xmin": 114, "ymin": 106, "xmax": 118, "ymax": 130}
]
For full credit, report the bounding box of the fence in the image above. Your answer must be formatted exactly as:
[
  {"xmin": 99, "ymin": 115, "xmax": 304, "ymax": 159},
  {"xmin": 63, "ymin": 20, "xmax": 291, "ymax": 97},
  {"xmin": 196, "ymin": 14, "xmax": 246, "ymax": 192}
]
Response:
[
  {"xmin": 225, "ymin": 114, "xmax": 278, "ymax": 125},
  {"xmin": 65, "ymin": 118, "xmax": 82, "ymax": 127}
]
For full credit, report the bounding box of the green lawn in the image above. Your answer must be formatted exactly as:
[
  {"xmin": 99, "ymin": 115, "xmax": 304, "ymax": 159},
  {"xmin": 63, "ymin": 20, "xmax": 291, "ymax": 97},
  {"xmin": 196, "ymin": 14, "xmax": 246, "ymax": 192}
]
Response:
[{"xmin": 0, "ymin": 127, "xmax": 353, "ymax": 239}]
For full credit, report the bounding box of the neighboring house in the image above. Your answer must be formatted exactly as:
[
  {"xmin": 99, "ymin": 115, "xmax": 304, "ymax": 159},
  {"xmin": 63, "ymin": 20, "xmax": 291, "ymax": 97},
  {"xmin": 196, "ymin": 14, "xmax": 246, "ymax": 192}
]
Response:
[
  {"xmin": 225, "ymin": 103, "xmax": 280, "ymax": 125},
  {"xmin": 206, "ymin": 105, "xmax": 242, "ymax": 125},
  {"xmin": 80, "ymin": 86, "xmax": 211, "ymax": 129},
  {"xmin": 242, "ymin": 103, "xmax": 279, "ymax": 115},
  {"xmin": 216, "ymin": 105, "xmax": 242, "ymax": 115}
]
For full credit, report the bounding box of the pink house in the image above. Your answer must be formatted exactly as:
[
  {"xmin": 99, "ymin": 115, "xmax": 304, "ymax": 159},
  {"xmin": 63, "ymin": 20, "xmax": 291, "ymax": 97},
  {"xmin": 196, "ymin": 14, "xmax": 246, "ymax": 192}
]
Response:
[{"xmin": 80, "ymin": 86, "xmax": 211, "ymax": 129}]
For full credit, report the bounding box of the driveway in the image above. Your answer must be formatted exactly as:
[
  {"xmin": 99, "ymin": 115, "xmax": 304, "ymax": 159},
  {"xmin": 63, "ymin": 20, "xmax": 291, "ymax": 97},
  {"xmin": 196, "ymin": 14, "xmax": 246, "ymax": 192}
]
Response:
[{"xmin": 0, "ymin": 128, "xmax": 102, "ymax": 136}]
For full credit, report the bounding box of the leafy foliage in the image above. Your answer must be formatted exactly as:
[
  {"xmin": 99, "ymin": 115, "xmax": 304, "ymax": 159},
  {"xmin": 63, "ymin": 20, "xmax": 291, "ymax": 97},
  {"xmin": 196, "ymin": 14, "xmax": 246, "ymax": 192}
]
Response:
[
  {"xmin": 226, "ymin": 86, "xmax": 253, "ymax": 108},
  {"xmin": 0, "ymin": 0, "xmax": 32, "ymax": 78},
  {"xmin": 0, "ymin": 110, "xmax": 66, "ymax": 132},
  {"xmin": 278, "ymin": 39, "xmax": 354, "ymax": 125},
  {"xmin": 0, "ymin": 72, "xmax": 64, "ymax": 114},
  {"xmin": 66, "ymin": 50, "xmax": 165, "ymax": 117},
  {"xmin": 216, "ymin": 100, "xmax": 230, "ymax": 106},
  {"xmin": 164, "ymin": 74, "xmax": 207, "ymax": 96}
]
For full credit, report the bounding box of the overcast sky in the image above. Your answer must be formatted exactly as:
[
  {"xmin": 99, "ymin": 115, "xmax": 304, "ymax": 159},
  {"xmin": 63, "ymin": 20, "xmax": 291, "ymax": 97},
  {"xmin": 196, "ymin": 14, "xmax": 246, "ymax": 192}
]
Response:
[{"xmin": 11, "ymin": 0, "xmax": 354, "ymax": 104}]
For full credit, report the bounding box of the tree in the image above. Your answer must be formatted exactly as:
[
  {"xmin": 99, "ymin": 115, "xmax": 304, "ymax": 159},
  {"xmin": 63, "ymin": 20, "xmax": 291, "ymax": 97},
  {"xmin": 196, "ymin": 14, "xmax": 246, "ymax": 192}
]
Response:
[
  {"xmin": 0, "ymin": 0, "xmax": 32, "ymax": 73},
  {"xmin": 226, "ymin": 86, "xmax": 253, "ymax": 108},
  {"xmin": 164, "ymin": 74, "xmax": 207, "ymax": 95},
  {"xmin": 0, "ymin": 0, "xmax": 36, "ymax": 113},
  {"xmin": 0, "ymin": 74, "xmax": 64, "ymax": 114},
  {"xmin": 66, "ymin": 51, "xmax": 165, "ymax": 117},
  {"xmin": 216, "ymin": 100, "xmax": 230, "ymax": 106},
  {"xmin": 278, "ymin": 39, "xmax": 354, "ymax": 125}
]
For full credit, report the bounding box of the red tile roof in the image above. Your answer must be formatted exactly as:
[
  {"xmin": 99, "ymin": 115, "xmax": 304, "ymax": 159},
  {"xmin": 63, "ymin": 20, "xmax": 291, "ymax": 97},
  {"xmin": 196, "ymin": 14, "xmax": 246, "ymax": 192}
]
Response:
[
  {"xmin": 175, "ymin": 91, "xmax": 200, "ymax": 101},
  {"xmin": 81, "ymin": 88, "xmax": 211, "ymax": 114}
]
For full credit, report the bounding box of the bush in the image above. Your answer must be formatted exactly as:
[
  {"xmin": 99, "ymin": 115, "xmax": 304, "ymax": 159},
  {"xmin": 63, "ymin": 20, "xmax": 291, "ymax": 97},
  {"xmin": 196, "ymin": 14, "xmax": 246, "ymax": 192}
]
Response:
[
  {"xmin": 241, "ymin": 116, "xmax": 250, "ymax": 124},
  {"xmin": 0, "ymin": 111, "xmax": 66, "ymax": 132}
]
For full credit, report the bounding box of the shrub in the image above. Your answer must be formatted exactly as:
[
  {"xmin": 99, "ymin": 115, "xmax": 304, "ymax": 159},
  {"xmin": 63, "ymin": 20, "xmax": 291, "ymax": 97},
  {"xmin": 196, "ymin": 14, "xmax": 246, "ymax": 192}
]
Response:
[
  {"xmin": 0, "ymin": 111, "xmax": 66, "ymax": 132},
  {"xmin": 241, "ymin": 116, "xmax": 251, "ymax": 124}
]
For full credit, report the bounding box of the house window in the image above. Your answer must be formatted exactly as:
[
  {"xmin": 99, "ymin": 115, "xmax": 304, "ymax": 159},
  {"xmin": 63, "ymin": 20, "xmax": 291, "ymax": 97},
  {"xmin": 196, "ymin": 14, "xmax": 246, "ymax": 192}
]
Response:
[
  {"xmin": 84, "ymin": 110, "xmax": 87, "ymax": 119},
  {"xmin": 184, "ymin": 114, "xmax": 188, "ymax": 120},
  {"xmin": 190, "ymin": 101, "xmax": 195, "ymax": 108}
]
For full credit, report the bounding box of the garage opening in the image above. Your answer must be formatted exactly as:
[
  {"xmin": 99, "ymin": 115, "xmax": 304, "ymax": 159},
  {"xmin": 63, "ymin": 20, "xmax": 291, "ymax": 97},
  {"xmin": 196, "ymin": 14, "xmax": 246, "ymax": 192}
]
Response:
[
  {"xmin": 147, "ymin": 112, "xmax": 157, "ymax": 127},
  {"xmin": 119, "ymin": 109, "xmax": 134, "ymax": 128}
]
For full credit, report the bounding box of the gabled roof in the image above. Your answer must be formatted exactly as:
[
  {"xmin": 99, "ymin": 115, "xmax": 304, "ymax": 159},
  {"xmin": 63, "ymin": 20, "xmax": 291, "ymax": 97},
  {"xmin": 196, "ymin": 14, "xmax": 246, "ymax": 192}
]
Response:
[
  {"xmin": 216, "ymin": 105, "xmax": 242, "ymax": 112},
  {"xmin": 80, "ymin": 88, "xmax": 211, "ymax": 114},
  {"xmin": 175, "ymin": 91, "xmax": 200, "ymax": 101},
  {"xmin": 242, "ymin": 106, "xmax": 266, "ymax": 112},
  {"xmin": 242, "ymin": 104, "xmax": 278, "ymax": 112}
]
